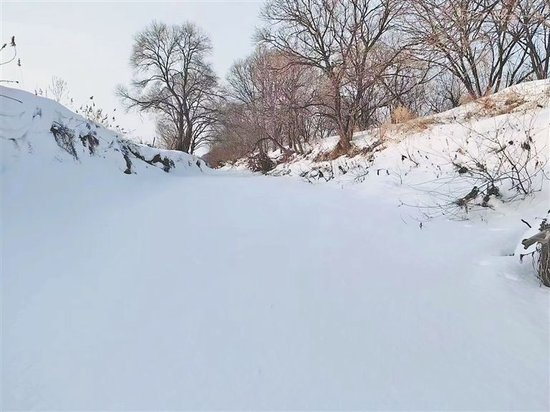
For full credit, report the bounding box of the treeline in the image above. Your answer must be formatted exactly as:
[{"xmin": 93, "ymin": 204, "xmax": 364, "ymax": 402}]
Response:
[{"xmin": 117, "ymin": 0, "xmax": 549, "ymax": 164}]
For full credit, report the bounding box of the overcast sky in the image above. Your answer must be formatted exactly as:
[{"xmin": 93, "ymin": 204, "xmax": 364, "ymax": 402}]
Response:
[{"xmin": 1, "ymin": 1, "xmax": 263, "ymax": 142}]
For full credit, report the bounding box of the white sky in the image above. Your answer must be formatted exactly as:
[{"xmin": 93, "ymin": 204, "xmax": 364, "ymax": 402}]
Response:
[{"xmin": 1, "ymin": 0, "xmax": 263, "ymax": 143}]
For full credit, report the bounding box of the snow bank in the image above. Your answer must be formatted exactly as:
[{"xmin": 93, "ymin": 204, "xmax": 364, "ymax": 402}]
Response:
[
  {"xmin": 229, "ymin": 80, "xmax": 550, "ymax": 285},
  {"xmin": 0, "ymin": 86, "xmax": 208, "ymax": 176},
  {"xmin": 264, "ymin": 80, "xmax": 550, "ymax": 215}
]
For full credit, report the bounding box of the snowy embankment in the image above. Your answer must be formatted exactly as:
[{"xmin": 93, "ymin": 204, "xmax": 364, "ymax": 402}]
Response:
[
  {"xmin": 259, "ymin": 81, "xmax": 550, "ymax": 214},
  {"xmin": 0, "ymin": 87, "xmax": 207, "ymax": 176},
  {"xmin": 1, "ymin": 85, "xmax": 549, "ymax": 410}
]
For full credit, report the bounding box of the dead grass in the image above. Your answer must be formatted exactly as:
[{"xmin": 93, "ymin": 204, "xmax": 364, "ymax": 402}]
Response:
[
  {"xmin": 461, "ymin": 90, "xmax": 529, "ymax": 120},
  {"xmin": 391, "ymin": 106, "xmax": 416, "ymax": 124},
  {"xmin": 459, "ymin": 94, "xmax": 476, "ymax": 106},
  {"xmin": 314, "ymin": 143, "xmax": 354, "ymax": 161},
  {"xmin": 478, "ymin": 96, "xmax": 497, "ymax": 111},
  {"xmin": 401, "ymin": 117, "xmax": 435, "ymax": 133},
  {"xmin": 502, "ymin": 91, "xmax": 526, "ymax": 111},
  {"xmin": 376, "ymin": 117, "xmax": 435, "ymax": 141}
]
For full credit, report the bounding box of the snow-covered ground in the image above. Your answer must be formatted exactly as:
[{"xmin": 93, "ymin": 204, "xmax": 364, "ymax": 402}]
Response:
[
  {"xmin": 262, "ymin": 80, "xmax": 550, "ymax": 217},
  {"xmin": 1, "ymin": 85, "xmax": 549, "ymax": 410}
]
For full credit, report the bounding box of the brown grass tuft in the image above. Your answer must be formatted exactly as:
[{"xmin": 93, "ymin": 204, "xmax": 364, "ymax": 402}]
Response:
[{"xmin": 391, "ymin": 106, "xmax": 416, "ymax": 124}]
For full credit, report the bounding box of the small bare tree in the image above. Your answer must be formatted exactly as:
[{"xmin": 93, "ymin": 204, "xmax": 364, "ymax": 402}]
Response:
[
  {"xmin": 49, "ymin": 76, "xmax": 69, "ymax": 104},
  {"xmin": 117, "ymin": 21, "xmax": 219, "ymax": 154}
]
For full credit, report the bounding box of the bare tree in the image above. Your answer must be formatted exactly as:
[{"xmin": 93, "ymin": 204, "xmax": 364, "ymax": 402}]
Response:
[
  {"xmin": 117, "ymin": 21, "xmax": 219, "ymax": 154},
  {"xmin": 258, "ymin": 0, "xmax": 400, "ymax": 154},
  {"xmin": 208, "ymin": 47, "xmax": 327, "ymax": 165},
  {"xmin": 513, "ymin": 0, "xmax": 550, "ymax": 80},
  {"xmin": 404, "ymin": 0, "xmax": 548, "ymax": 99},
  {"xmin": 232, "ymin": 49, "xmax": 324, "ymax": 153},
  {"xmin": 49, "ymin": 76, "xmax": 69, "ymax": 104}
]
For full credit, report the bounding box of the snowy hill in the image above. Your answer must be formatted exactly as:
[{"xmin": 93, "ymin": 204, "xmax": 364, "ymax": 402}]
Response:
[
  {"xmin": 2, "ymin": 82, "xmax": 549, "ymax": 410},
  {"xmin": 264, "ymin": 81, "xmax": 550, "ymax": 214},
  {"xmin": 0, "ymin": 86, "xmax": 207, "ymax": 176}
]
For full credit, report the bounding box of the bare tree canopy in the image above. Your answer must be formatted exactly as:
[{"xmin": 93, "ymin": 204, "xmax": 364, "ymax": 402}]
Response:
[
  {"xmin": 258, "ymin": 0, "xmax": 402, "ymax": 153},
  {"xmin": 117, "ymin": 21, "xmax": 219, "ymax": 153},
  {"xmin": 404, "ymin": 0, "xmax": 549, "ymax": 98},
  {"xmin": 514, "ymin": 0, "xmax": 550, "ymax": 80},
  {"xmin": 119, "ymin": 3, "xmax": 548, "ymax": 163}
]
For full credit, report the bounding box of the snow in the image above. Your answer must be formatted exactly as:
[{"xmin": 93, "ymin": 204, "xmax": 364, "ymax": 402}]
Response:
[
  {"xmin": 267, "ymin": 80, "xmax": 550, "ymax": 212},
  {"xmin": 0, "ymin": 87, "xmax": 207, "ymax": 177},
  {"xmin": 2, "ymin": 84, "xmax": 550, "ymax": 410}
]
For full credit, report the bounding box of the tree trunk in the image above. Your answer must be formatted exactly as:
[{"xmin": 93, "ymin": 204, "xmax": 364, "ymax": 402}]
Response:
[
  {"xmin": 332, "ymin": 78, "xmax": 353, "ymax": 155},
  {"xmin": 182, "ymin": 127, "xmax": 193, "ymax": 153},
  {"xmin": 522, "ymin": 226, "xmax": 550, "ymax": 287},
  {"xmin": 540, "ymin": 241, "xmax": 550, "ymax": 287},
  {"xmin": 337, "ymin": 130, "xmax": 352, "ymax": 152}
]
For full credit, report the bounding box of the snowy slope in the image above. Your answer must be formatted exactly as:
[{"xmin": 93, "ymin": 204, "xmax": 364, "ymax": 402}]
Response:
[
  {"xmin": 0, "ymin": 86, "xmax": 207, "ymax": 177},
  {"xmin": 1, "ymin": 84, "xmax": 549, "ymax": 410},
  {"xmin": 267, "ymin": 81, "xmax": 550, "ymax": 210},
  {"xmin": 258, "ymin": 80, "xmax": 550, "ymax": 261}
]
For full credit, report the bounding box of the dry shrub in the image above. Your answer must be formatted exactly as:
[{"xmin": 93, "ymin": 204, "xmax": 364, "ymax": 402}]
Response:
[
  {"xmin": 247, "ymin": 151, "xmax": 276, "ymax": 173},
  {"xmin": 478, "ymin": 96, "xmax": 496, "ymax": 112},
  {"xmin": 391, "ymin": 105, "xmax": 416, "ymax": 124},
  {"xmin": 204, "ymin": 142, "xmax": 248, "ymax": 168},
  {"xmin": 502, "ymin": 91, "xmax": 526, "ymax": 112},
  {"xmin": 451, "ymin": 116, "xmax": 547, "ymax": 210},
  {"xmin": 315, "ymin": 138, "xmax": 385, "ymax": 162},
  {"xmin": 50, "ymin": 122, "xmax": 78, "ymax": 159},
  {"xmin": 459, "ymin": 94, "xmax": 476, "ymax": 106},
  {"xmin": 378, "ymin": 122, "xmax": 393, "ymax": 140},
  {"xmin": 401, "ymin": 118, "xmax": 435, "ymax": 133},
  {"xmin": 314, "ymin": 144, "xmax": 351, "ymax": 161}
]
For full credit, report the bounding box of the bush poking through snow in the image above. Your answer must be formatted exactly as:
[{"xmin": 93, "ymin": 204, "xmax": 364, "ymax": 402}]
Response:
[
  {"xmin": 50, "ymin": 122, "xmax": 78, "ymax": 159},
  {"xmin": 247, "ymin": 151, "xmax": 276, "ymax": 174},
  {"xmin": 79, "ymin": 133, "xmax": 100, "ymax": 155},
  {"xmin": 122, "ymin": 143, "xmax": 176, "ymax": 173},
  {"xmin": 450, "ymin": 116, "xmax": 548, "ymax": 210}
]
